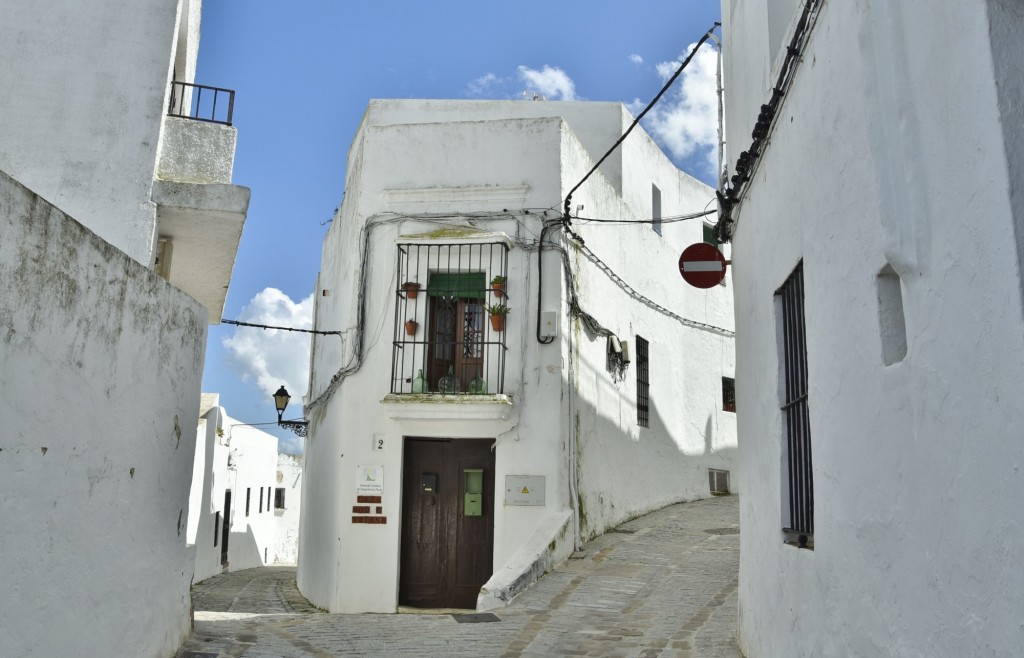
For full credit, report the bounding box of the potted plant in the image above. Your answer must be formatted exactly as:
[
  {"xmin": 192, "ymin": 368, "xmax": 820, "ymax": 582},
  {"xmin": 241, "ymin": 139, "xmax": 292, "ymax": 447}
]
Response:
[
  {"xmin": 490, "ymin": 274, "xmax": 507, "ymax": 298},
  {"xmin": 401, "ymin": 281, "xmax": 421, "ymax": 299},
  {"xmin": 405, "ymin": 319, "xmax": 418, "ymax": 336},
  {"xmin": 486, "ymin": 304, "xmax": 510, "ymax": 331}
]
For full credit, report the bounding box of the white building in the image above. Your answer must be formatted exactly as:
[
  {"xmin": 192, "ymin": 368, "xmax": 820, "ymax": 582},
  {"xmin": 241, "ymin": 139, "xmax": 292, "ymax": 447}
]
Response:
[
  {"xmin": 298, "ymin": 99, "xmax": 737, "ymax": 613},
  {"xmin": 0, "ymin": 0, "xmax": 248, "ymax": 322},
  {"xmin": 189, "ymin": 397, "xmax": 298, "ymax": 583},
  {"xmin": 0, "ymin": 1, "xmax": 247, "ymax": 655},
  {"xmin": 720, "ymin": 1, "xmax": 1024, "ymax": 655},
  {"xmin": 274, "ymin": 453, "xmax": 305, "ymax": 565}
]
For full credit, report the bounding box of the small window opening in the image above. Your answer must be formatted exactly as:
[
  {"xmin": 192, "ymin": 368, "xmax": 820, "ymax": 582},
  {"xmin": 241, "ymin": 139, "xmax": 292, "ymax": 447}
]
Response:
[
  {"xmin": 709, "ymin": 468, "xmax": 731, "ymax": 494},
  {"xmin": 722, "ymin": 377, "xmax": 736, "ymax": 412},
  {"xmin": 275, "ymin": 488, "xmax": 286, "ymax": 510},
  {"xmin": 652, "ymin": 185, "xmax": 662, "ymax": 235},
  {"xmin": 877, "ymin": 265, "xmax": 908, "ymax": 365},
  {"xmin": 245, "ymin": 488, "xmax": 251, "ymax": 516},
  {"xmin": 259, "ymin": 488, "xmax": 263, "ymax": 513},
  {"xmin": 214, "ymin": 512, "xmax": 220, "ymax": 547}
]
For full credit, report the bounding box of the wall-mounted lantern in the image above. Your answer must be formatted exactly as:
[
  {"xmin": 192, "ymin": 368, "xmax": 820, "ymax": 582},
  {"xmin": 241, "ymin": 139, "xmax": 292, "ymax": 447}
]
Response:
[{"xmin": 273, "ymin": 385, "xmax": 308, "ymax": 437}]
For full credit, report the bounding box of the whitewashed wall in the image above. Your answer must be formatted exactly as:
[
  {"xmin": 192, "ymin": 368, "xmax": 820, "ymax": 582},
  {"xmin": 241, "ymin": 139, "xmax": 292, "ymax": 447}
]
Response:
[
  {"xmin": 190, "ymin": 404, "xmax": 281, "ymax": 583},
  {"xmin": 300, "ymin": 101, "xmax": 737, "ymax": 613},
  {"xmin": 722, "ymin": 1, "xmax": 1024, "ymax": 655},
  {"xmin": 189, "ymin": 399, "xmax": 230, "ymax": 583},
  {"xmin": 0, "ymin": 0, "xmax": 194, "ymax": 265},
  {"xmin": 565, "ymin": 106, "xmax": 737, "ymax": 539},
  {"xmin": 0, "ymin": 171, "xmax": 207, "ymax": 658},
  {"xmin": 274, "ymin": 453, "xmax": 304, "ymax": 564}
]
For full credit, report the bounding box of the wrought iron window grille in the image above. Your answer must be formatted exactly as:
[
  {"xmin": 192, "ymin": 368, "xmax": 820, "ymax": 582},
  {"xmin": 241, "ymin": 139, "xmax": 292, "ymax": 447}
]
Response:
[
  {"xmin": 777, "ymin": 262, "xmax": 813, "ymax": 544},
  {"xmin": 391, "ymin": 242, "xmax": 510, "ymax": 395}
]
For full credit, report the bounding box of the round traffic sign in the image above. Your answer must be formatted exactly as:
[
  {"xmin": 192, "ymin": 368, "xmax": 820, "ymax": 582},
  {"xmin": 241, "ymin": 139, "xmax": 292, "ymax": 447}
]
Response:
[{"xmin": 678, "ymin": 243, "xmax": 727, "ymax": 288}]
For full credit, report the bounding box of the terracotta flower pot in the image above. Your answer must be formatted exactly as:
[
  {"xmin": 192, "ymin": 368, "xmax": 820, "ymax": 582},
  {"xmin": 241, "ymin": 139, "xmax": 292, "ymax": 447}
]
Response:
[
  {"xmin": 492, "ymin": 282, "xmax": 505, "ymax": 298},
  {"xmin": 402, "ymin": 282, "xmax": 421, "ymax": 299},
  {"xmin": 489, "ymin": 314, "xmax": 505, "ymax": 332},
  {"xmin": 405, "ymin": 320, "xmax": 418, "ymax": 336}
]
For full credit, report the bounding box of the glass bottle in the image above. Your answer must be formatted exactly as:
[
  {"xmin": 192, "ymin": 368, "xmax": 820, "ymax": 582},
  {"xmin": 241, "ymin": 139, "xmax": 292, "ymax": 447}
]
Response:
[
  {"xmin": 469, "ymin": 370, "xmax": 487, "ymax": 394},
  {"xmin": 438, "ymin": 365, "xmax": 460, "ymax": 394},
  {"xmin": 411, "ymin": 368, "xmax": 426, "ymax": 394}
]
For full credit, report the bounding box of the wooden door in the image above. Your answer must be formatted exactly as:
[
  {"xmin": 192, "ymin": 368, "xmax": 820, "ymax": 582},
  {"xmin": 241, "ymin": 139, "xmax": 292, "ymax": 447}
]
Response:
[
  {"xmin": 400, "ymin": 438, "xmax": 495, "ymax": 609},
  {"xmin": 427, "ymin": 297, "xmax": 485, "ymax": 392},
  {"xmin": 221, "ymin": 489, "xmax": 231, "ymax": 567}
]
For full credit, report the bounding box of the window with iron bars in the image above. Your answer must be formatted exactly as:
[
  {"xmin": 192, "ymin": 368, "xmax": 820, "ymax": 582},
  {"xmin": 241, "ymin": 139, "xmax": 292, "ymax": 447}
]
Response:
[
  {"xmin": 776, "ymin": 262, "xmax": 813, "ymax": 547},
  {"xmin": 636, "ymin": 336, "xmax": 650, "ymax": 427},
  {"xmin": 391, "ymin": 242, "xmax": 509, "ymax": 395}
]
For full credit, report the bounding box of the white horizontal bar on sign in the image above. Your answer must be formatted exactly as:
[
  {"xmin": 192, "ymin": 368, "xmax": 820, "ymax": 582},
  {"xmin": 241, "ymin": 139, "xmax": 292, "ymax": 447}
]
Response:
[{"xmin": 682, "ymin": 261, "xmax": 724, "ymax": 272}]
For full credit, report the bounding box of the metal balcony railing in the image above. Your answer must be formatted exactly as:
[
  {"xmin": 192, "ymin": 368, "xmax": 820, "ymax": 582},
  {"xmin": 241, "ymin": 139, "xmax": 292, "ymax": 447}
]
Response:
[
  {"xmin": 391, "ymin": 242, "xmax": 510, "ymax": 395},
  {"xmin": 168, "ymin": 81, "xmax": 235, "ymax": 126}
]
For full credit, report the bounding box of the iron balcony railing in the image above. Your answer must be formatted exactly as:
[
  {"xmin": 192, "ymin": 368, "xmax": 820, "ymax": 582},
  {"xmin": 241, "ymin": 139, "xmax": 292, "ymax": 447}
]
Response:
[
  {"xmin": 391, "ymin": 242, "xmax": 510, "ymax": 395},
  {"xmin": 168, "ymin": 81, "xmax": 235, "ymax": 126}
]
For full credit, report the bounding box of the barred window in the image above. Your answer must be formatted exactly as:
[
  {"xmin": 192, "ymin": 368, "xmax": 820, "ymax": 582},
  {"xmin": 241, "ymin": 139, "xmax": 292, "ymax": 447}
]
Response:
[
  {"xmin": 636, "ymin": 336, "xmax": 650, "ymax": 428},
  {"xmin": 392, "ymin": 242, "xmax": 509, "ymax": 395},
  {"xmin": 776, "ymin": 262, "xmax": 813, "ymax": 546},
  {"xmin": 722, "ymin": 377, "xmax": 736, "ymax": 412}
]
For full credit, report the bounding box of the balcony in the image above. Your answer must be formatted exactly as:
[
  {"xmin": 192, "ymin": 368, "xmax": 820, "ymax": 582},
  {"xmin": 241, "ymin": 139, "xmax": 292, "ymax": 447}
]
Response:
[
  {"xmin": 152, "ymin": 81, "xmax": 248, "ymax": 324},
  {"xmin": 390, "ymin": 242, "xmax": 510, "ymax": 397}
]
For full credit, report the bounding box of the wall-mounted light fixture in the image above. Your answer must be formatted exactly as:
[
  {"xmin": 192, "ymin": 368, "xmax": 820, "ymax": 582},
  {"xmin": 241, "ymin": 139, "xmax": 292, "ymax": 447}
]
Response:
[{"xmin": 273, "ymin": 385, "xmax": 308, "ymax": 437}]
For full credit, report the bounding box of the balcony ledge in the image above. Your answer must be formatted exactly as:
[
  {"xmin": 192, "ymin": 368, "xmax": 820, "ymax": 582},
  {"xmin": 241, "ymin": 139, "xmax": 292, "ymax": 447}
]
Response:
[{"xmin": 381, "ymin": 393, "xmax": 513, "ymax": 421}]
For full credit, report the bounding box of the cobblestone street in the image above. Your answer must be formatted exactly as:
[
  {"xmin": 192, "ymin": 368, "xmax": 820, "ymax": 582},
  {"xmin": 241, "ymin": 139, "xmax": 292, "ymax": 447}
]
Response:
[{"xmin": 176, "ymin": 495, "xmax": 741, "ymax": 658}]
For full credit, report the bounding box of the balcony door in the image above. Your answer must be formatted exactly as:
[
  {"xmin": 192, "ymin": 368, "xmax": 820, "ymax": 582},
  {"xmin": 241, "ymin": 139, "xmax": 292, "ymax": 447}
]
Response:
[{"xmin": 426, "ymin": 272, "xmax": 485, "ymax": 392}]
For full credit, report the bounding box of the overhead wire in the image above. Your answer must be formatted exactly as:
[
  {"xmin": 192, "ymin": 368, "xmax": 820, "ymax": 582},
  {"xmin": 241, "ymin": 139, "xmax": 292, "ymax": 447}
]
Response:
[{"xmin": 561, "ymin": 21, "xmax": 721, "ymax": 225}]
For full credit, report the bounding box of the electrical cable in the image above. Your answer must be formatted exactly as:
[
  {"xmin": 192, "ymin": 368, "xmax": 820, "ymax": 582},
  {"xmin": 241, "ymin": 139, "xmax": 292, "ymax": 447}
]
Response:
[
  {"xmin": 220, "ymin": 318, "xmax": 341, "ymax": 336},
  {"xmin": 562, "ymin": 21, "xmax": 721, "ymax": 224},
  {"xmin": 575, "ymin": 208, "xmax": 716, "ymax": 225},
  {"xmin": 715, "ymin": 0, "xmax": 825, "ymax": 243}
]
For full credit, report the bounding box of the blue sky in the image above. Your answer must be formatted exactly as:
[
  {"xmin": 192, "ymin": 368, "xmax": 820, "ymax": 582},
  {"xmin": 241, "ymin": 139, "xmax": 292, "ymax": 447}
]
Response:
[{"xmin": 197, "ymin": 1, "xmax": 723, "ymax": 452}]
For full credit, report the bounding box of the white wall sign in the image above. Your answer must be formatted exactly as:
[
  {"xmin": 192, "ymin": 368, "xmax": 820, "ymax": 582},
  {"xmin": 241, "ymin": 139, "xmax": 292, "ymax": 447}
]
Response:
[
  {"xmin": 356, "ymin": 465, "xmax": 384, "ymax": 495},
  {"xmin": 372, "ymin": 434, "xmax": 385, "ymax": 451}
]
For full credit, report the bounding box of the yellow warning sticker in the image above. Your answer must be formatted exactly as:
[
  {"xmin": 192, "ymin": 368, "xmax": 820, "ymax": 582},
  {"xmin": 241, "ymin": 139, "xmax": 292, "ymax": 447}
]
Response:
[{"xmin": 521, "ymin": 487, "xmax": 529, "ymax": 494}]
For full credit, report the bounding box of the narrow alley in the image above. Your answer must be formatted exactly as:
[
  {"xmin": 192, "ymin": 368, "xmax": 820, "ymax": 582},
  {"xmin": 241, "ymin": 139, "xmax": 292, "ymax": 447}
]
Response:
[{"xmin": 176, "ymin": 495, "xmax": 741, "ymax": 658}]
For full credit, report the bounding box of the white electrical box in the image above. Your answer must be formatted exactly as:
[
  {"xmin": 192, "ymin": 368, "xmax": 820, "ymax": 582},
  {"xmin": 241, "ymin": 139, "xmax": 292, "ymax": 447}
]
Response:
[
  {"xmin": 540, "ymin": 310, "xmax": 558, "ymax": 338},
  {"xmin": 505, "ymin": 475, "xmax": 546, "ymax": 506}
]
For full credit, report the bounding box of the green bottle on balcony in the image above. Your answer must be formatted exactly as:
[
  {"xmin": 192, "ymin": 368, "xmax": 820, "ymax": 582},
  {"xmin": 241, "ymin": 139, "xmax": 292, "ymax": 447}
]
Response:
[
  {"xmin": 411, "ymin": 369, "xmax": 426, "ymax": 394},
  {"xmin": 468, "ymin": 370, "xmax": 487, "ymax": 394}
]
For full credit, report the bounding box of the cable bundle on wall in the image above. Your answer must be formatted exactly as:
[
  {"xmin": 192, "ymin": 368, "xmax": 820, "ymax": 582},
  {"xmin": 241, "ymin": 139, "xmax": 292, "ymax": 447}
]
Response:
[{"xmin": 714, "ymin": 0, "xmax": 827, "ymax": 244}]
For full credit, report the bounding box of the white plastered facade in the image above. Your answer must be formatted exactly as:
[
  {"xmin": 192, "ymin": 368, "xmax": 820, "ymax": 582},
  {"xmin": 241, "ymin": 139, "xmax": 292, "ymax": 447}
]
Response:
[
  {"xmin": 721, "ymin": 1, "xmax": 1024, "ymax": 655},
  {"xmin": 298, "ymin": 100, "xmax": 737, "ymax": 613}
]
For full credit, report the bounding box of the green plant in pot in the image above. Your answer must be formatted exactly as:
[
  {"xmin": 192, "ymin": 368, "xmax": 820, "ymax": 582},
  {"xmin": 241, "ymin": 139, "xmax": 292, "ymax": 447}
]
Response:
[
  {"xmin": 487, "ymin": 304, "xmax": 510, "ymax": 331},
  {"xmin": 490, "ymin": 274, "xmax": 507, "ymax": 298}
]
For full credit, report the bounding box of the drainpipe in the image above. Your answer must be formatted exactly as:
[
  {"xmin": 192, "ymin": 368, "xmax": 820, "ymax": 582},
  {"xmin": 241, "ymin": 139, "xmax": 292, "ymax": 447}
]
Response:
[{"xmin": 566, "ymin": 258, "xmax": 582, "ymax": 551}]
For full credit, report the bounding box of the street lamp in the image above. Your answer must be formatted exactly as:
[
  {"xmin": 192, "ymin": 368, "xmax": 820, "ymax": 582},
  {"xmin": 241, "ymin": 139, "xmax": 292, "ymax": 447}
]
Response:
[{"xmin": 272, "ymin": 385, "xmax": 309, "ymax": 437}]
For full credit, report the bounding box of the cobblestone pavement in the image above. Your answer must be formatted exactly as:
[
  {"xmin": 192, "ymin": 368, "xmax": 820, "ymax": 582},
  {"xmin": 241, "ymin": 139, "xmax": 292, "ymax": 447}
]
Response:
[{"xmin": 176, "ymin": 495, "xmax": 741, "ymax": 658}]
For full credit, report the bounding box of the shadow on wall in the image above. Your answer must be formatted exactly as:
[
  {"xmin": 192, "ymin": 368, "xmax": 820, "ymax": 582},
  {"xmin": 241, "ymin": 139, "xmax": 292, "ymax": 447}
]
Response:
[
  {"xmin": 572, "ymin": 347, "xmax": 738, "ymax": 541},
  {"xmin": 228, "ymin": 524, "xmax": 268, "ymax": 573}
]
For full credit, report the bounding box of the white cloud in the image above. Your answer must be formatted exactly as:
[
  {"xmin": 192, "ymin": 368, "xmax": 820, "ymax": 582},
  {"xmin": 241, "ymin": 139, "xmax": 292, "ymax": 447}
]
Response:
[
  {"xmin": 517, "ymin": 65, "xmax": 577, "ymax": 101},
  {"xmin": 642, "ymin": 42, "xmax": 721, "ymax": 177},
  {"xmin": 466, "ymin": 72, "xmax": 503, "ymax": 97},
  {"xmin": 629, "ymin": 53, "xmax": 644, "ymax": 65},
  {"xmin": 222, "ymin": 288, "xmax": 314, "ymax": 403}
]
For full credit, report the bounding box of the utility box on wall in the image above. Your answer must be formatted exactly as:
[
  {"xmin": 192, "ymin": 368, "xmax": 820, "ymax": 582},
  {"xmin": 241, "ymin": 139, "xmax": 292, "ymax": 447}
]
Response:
[
  {"xmin": 464, "ymin": 469, "xmax": 483, "ymax": 516},
  {"xmin": 505, "ymin": 475, "xmax": 545, "ymax": 506}
]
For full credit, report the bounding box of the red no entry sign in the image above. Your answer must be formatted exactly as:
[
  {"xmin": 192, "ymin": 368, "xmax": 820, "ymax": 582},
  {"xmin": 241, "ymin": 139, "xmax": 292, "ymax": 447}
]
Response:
[{"xmin": 678, "ymin": 243, "xmax": 727, "ymax": 288}]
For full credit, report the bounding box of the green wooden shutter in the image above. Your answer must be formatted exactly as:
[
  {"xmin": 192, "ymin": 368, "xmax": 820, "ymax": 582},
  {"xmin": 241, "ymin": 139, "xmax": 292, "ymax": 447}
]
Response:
[{"xmin": 427, "ymin": 272, "xmax": 487, "ymax": 298}]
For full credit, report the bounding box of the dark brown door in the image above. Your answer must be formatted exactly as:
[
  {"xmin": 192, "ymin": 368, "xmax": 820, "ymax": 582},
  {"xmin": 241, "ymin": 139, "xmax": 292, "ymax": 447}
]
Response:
[
  {"xmin": 427, "ymin": 296, "xmax": 485, "ymax": 392},
  {"xmin": 221, "ymin": 490, "xmax": 231, "ymax": 567},
  {"xmin": 400, "ymin": 438, "xmax": 495, "ymax": 609}
]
